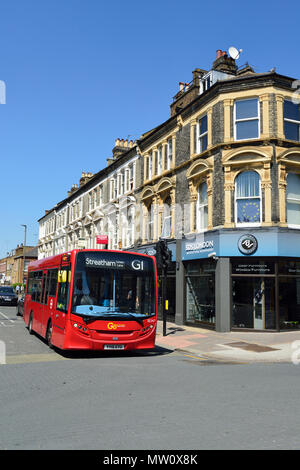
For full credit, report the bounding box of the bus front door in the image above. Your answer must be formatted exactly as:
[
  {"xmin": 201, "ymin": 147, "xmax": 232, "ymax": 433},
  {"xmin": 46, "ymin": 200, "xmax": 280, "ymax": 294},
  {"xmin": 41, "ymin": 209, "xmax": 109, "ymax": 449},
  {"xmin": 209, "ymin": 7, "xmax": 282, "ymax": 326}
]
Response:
[{"xmin": 52, "ymin": 269, "xmax": 70, "ymax": 348}]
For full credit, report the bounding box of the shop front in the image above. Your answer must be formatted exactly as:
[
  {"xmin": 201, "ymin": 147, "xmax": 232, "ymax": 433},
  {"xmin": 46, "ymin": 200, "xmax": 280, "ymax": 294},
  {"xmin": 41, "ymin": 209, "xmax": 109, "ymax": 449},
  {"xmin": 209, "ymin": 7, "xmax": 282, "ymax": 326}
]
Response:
[{"xmin": 179, "ymin": 228, "xmax": 300, "ymax": 331}]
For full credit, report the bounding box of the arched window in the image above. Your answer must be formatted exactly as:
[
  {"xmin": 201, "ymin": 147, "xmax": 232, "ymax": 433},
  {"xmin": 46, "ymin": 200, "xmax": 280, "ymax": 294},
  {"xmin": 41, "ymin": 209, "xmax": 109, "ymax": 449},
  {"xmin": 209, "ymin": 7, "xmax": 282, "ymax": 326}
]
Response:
[
  {"xmin": 147, "ymin": 203, "xmax": 154, "ymax": 242},
  {"xmin": 161, "ymin": 196, "xmax": 172, "ymax": 238},
  {"xmin": 197, "ymin": 182, "xmax": 208, "ymax": 231},
  {"xmin": 235, "ymin": 171, "xmax": 261, "ymax": 225},
  {"xmin": 124, "ymin": 206, "xmax": 135, "ymax": 247},
  {"xmin": 286, "ymin": 173, "xmax": 300, "ymax": 226}
]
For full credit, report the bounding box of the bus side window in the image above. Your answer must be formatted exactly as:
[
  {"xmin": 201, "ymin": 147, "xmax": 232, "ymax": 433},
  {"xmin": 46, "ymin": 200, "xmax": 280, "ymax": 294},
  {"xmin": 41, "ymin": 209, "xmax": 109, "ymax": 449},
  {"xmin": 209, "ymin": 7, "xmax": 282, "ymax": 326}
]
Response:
[
  {"xmin": 49, "ymin": 269, "xmax": 58, "ymax": 297},
  {"xmin": 57, "ymin": 269, "xmax": 70, "ymax": 312},
  {"xmin": 44, "ymin": 269, "xmax": 58, "ymax": 305},
  {"xmin": 31, "ymin": 271, "xmax": 43, "ymax": 302}
]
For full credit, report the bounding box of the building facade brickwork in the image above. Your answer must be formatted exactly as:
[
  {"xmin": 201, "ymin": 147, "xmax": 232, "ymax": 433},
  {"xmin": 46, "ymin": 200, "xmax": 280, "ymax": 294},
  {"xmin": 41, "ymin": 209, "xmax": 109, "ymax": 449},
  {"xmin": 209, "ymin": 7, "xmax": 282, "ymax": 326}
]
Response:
[{"xmin": 37, "ymin": 50, "xmax": 300, "ymax": 332}]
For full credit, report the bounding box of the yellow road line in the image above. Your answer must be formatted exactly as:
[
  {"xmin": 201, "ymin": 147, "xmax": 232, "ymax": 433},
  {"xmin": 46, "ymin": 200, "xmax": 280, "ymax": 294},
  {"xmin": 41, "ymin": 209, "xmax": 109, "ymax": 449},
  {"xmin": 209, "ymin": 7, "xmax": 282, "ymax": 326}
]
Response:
[{"xmin": 5, "ymin": 353, "xmax": 69, "ymax": 365}]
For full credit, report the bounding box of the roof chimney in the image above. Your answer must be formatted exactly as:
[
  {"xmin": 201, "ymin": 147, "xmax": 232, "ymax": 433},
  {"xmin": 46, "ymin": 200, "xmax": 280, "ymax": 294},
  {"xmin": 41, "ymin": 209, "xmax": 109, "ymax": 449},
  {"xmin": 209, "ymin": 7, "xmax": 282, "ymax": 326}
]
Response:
[
  {"xmin": 79, "ymin": 172, "xmax": 94, "ymax": 187},
  {"xmin": 112, "ymin": 138, "xmax": 134, "ymax": 159},
  {"xmin": 212, "ymin": 49, "xmax": 237, "ymax": 75}
]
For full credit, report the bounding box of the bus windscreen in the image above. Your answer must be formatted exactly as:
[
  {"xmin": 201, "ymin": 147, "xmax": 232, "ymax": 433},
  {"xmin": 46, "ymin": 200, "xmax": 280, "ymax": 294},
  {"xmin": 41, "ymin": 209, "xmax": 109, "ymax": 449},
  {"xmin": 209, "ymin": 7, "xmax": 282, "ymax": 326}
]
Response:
[{"xmin": 71, "ymin": 252, "xmax": 156, "ymax": 321}]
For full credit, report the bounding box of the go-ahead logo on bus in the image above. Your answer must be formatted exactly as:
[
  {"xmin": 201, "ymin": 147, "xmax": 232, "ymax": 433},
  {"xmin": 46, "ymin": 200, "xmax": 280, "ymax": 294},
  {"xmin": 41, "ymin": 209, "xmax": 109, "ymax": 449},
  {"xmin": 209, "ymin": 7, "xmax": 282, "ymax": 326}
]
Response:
[
  {"xmin": 107, "ymin": 322, "xmax": 126, "ymax": 330},
  {"xmin": 238, "ymin": 234, "xmax": 258, "ymax": 255}
]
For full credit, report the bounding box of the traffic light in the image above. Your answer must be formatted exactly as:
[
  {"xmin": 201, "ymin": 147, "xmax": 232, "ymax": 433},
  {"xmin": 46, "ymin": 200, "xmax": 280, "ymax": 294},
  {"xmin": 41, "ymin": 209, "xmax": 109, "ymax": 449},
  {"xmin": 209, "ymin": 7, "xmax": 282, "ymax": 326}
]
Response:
[{"xmin": 155, "ymin": 239, "xmax": 172, "ymax": 271}]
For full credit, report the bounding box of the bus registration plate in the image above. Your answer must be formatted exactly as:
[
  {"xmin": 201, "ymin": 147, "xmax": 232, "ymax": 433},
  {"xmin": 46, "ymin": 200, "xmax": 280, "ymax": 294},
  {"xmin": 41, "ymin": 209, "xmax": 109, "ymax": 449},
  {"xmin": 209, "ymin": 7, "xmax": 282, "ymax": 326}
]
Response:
[{"xmin": 104, "ymin": 344, "xmax": 125, "ymax": 350}]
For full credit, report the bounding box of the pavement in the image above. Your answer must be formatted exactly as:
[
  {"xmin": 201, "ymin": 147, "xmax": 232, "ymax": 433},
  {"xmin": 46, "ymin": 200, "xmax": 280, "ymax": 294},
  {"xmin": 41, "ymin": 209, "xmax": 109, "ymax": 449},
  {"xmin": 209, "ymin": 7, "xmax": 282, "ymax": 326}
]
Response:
[{"xmin": 155, "ymin": 320, "xmax": 300, "ymax": 364}]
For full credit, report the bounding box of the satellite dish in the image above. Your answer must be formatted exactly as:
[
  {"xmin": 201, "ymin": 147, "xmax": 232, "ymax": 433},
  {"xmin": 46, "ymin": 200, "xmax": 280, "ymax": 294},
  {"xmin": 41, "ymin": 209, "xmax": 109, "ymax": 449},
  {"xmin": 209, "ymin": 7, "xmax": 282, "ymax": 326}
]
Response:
[{"xmin": 228, "ymin": 46, "xmax": 243, "ymax": 60}]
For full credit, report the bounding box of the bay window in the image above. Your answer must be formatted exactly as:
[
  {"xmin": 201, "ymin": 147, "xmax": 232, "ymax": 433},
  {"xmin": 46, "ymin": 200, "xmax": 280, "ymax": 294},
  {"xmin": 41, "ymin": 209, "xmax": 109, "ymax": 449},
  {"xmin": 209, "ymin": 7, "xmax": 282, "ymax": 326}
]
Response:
[
  {"xmin": 234, "ymin": 98, "xmax": 259, "ymax": 140},
  {"xmin": 284, "ymin": 100, "xmax": 300, "ymax": 142},
  {"xmin": 235, "ymin": 171, "xmax": 261, "ymax": 225},
  {"xmin": 286, "ymin": 173, "xmax": 300, "ymax": 226}
]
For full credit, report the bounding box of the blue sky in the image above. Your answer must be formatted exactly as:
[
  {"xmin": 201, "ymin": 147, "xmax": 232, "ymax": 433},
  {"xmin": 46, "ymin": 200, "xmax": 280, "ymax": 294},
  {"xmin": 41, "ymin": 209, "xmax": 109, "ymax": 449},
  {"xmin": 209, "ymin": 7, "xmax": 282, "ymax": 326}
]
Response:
[{"xmin": 0, "ymin": 0, "xmax": 299, "ymax": 257}]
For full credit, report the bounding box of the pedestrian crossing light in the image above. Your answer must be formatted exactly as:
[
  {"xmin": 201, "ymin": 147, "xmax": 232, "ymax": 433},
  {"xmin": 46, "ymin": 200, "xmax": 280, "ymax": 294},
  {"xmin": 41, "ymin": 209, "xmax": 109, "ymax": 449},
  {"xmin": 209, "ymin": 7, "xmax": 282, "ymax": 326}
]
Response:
[{"xmin": 155, "ymin": 239, "xmax": 172, "ymax": 271}]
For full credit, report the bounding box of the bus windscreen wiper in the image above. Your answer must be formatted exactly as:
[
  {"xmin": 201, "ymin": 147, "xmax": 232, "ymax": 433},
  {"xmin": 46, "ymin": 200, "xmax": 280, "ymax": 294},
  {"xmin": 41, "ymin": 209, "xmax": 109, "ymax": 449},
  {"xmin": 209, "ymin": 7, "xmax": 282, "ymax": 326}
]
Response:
[{"xmin": 120, "ymin": 312, "xmax": 144, "ymax": 326}]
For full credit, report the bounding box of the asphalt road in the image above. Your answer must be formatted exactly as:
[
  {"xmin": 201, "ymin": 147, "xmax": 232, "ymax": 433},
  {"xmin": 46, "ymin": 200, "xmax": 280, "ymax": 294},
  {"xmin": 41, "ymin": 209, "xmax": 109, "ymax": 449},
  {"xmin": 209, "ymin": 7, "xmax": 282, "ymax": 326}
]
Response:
[{"xmin": 0, "ymin": 306, "xmax": 300, "ymax": 451}]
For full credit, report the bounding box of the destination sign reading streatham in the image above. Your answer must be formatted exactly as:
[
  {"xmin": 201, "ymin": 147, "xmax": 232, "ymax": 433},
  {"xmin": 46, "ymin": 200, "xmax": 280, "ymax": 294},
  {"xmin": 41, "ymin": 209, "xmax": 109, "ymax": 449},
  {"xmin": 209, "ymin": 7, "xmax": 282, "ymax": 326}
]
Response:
[
  {"xmin": 76, "ymin": 252, "xmax": 153, "ymax": 272},
  {"xmin": 85, "ymin": 257, "xmax": 125, "ymax": 269}
]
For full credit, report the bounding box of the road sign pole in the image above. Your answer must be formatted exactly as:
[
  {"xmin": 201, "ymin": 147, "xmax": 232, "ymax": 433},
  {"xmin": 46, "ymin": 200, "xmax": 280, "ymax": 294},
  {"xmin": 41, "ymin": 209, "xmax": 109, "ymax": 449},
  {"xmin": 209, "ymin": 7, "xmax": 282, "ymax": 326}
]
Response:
[{"xmin": 162, "ymin": 267, "xmax": 167, "ymax": 336}]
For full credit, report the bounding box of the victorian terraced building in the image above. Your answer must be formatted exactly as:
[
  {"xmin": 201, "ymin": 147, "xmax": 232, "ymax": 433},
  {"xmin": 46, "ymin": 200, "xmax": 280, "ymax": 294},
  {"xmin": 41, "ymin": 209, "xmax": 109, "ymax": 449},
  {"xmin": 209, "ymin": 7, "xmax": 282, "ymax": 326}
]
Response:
[{"xmin": 38, "ymin": 50, "xmax": 300, "ymax": 332}]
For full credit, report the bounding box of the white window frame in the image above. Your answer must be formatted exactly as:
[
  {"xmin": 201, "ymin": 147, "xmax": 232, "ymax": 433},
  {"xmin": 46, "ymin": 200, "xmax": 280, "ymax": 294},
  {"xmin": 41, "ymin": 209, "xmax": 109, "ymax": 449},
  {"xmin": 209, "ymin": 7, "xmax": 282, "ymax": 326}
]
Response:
[
  {"xmin": 157, "ymin": 146, "xmax": 162, "ymax": 176},
  {"xmin": 161, "ymin": 198, "xmax": 172, "ymax": 239},
  {"xmin": 149, "ymin": 153, "xmax": 153, "ymax": 180},
  {"xmin": 197, "ymin": 115, "xmax": 208, "ymax": 153},
  {"xmin": 234, "ymin": 98, "xmax": 260, "ymax": 141},
  {"xmin": 167, "ymin": 138, "xmax": 173, "ymax": 170},
  {"xmin": 284, "ymin": 100, "xmax": 300, "ymax": 142},
  {"xmin": 235, "ymin": 170, "xmax": 262, "ymax": 227},
  {"xmin": 286, "ymin": 172, "xmax": 300, "ymax": 228},
  {"xmin": 196, "ymin": 182, "xmax": 208, "ymax": 232}
]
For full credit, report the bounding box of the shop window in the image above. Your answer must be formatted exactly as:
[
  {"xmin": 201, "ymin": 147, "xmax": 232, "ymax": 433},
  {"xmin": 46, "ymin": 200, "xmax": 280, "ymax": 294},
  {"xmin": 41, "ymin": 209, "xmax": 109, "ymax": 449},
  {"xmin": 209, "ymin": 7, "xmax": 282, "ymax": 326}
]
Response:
[
  {"xmin": 284, "ymin": 100, "xmax": 300, "ymax": 142},
  {"xmin": 234, "ymin": 98, "xmax": 259, "ymax": 140},
  {"xmin": 232, "ymin": 277, "xmax": 276, "ymax": 329},
  {"xmin": 286, "ymin": 173, "xmax": 300, "ymax": 226},
  {"xmin": 185, "ymin": 261, "xmax": 215, "ymax": 325},
  {"xmin": 235, "ymin": 171, "xmax": 261, "ymax": 225}
]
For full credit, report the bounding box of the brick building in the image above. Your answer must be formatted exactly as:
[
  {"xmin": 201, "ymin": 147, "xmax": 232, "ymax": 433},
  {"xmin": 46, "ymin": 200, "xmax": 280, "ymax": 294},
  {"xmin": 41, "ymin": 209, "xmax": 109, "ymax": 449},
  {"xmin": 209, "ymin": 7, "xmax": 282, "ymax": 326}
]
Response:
[
  {"xmin": 0, "ymin": 245, "xmax": 37, "ymax": 285},
  {"xmin": 38, "ymin": 50, "xmax": 300, "ymax": 331}
]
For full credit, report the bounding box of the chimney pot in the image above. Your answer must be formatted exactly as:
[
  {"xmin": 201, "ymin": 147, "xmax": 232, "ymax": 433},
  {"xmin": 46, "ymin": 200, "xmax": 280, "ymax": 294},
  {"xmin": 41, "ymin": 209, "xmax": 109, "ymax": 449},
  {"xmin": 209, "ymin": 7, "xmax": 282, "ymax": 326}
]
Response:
[{"xmin": 216, "ymin": 49, "xmax": 222, "ymax": 59}]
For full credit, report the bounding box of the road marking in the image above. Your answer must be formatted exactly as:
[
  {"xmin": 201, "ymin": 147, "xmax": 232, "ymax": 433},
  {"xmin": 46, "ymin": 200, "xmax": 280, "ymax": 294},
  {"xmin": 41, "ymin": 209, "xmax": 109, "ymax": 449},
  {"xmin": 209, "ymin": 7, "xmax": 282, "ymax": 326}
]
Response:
[
  {"xmin": 0, "ymin": 321, "xmax": 15, "ymax": 328},
  {"xmin": 183, "ymin": 353, "xmax": 207, "ymax": 360},
  {"xmin": 4, "ymin": 353, "xmax": 70, "ymax": 365},
  {"xmin": 0, "ymin": 311, "xmax": 15, "ymax": 323}
]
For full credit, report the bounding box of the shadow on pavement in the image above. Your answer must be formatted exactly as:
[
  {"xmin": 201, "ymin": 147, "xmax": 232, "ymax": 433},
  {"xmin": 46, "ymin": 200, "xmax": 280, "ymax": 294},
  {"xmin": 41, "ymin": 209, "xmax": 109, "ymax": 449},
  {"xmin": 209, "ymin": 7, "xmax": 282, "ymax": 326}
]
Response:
[{"xmin": 51, "ymin": 344, "xmax": 173, "ymax": 360}]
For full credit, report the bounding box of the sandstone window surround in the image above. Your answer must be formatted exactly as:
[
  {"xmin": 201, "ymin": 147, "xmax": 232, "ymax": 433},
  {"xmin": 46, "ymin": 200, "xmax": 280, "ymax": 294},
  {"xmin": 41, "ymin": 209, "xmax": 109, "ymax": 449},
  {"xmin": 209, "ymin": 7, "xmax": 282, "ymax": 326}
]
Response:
[
  {"xmin": 224, "ymin": 94, "xmax": 272, "ymax": 143},
  {"xmin": 186, "ymin": 159, "xmax": 213, "ymax": 233},
  {"xmin": 141, "ymin": 178, "xmax": 175, "ymax": 243},
  {"xmin": 190, "ymin": 108, "xmax": 212, "ymax": 158},
  {"xmin": 235, "ymin": 170, "xmax": 262, "ymax": 226},
  {"xmin": 234, "ymin": 97, "xmax": 260, "ymax": 141},
  {"xmin": 143, "ymin": 135, "xmax": 176, "ymax": 183},
  {"xmin": 277, "ymin": 149, "xmax": 300, "ymax": 227},
  {"xmin": 119, "ymin": 196, "xmax": 136, "ymax": 249},
  {"xmin": 156, "ymin": 178, "xmax": 176, "ymax": 240},
  {"xmin": 222, "ymin": 147, "xmax": 273, "ymax": 228}
]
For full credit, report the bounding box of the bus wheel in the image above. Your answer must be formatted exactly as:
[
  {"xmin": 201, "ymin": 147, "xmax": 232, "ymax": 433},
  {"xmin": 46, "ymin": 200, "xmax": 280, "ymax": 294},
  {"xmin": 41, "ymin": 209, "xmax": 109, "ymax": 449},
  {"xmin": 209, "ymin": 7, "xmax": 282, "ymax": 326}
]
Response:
[
  {"xmin": 28, "ymin": 312, "xmax": 34, "ymax": 334},
  {"xmin": 46, "ymin": 321, "xmax": 54, "ymax": 349}
]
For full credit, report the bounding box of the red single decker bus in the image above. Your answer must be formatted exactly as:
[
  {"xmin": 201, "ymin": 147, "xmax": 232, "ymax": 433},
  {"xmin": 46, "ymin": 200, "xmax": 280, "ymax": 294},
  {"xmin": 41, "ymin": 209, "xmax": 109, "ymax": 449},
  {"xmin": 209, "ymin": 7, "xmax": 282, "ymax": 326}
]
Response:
[{"xmin": 23, "ymin": 249, "xmax": 158, "ymax": 351}]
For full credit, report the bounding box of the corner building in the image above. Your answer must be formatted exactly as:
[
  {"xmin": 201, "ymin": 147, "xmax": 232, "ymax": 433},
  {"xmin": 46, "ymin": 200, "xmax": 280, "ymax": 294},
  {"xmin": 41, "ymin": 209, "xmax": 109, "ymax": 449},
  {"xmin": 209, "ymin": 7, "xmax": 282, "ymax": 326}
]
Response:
[
  {"xmin": 38, "ymin": 50, "xmax": 300, "ymax": 332},
  {"xmin": 135, "ymin": 50, "xmax": 300, "ymax": 332}
]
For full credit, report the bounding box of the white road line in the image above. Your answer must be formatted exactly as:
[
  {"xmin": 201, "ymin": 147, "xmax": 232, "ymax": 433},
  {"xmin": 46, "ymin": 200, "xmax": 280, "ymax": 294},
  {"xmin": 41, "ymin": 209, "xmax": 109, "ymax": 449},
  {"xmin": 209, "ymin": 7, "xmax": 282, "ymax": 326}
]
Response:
[{"xmin": 0, "ymin": 311, "xmax": 15, "ymax": 323}]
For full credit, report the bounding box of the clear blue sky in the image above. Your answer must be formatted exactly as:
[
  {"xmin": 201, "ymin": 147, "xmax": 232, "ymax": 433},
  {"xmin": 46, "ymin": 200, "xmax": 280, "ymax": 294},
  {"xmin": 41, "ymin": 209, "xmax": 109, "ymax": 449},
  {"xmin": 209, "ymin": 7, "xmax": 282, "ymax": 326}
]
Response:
[{"xmin": 0, "ymin": 0, "xmax": 299, "ymax": 257}]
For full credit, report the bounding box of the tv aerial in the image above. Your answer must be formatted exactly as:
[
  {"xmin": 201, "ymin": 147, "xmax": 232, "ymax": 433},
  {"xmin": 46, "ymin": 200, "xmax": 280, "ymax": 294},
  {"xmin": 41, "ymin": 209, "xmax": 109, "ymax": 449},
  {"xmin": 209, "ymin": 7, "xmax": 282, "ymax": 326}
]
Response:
[{"xmin": 228, "ymin": 46, "xmax": 243, "ymax": 60}]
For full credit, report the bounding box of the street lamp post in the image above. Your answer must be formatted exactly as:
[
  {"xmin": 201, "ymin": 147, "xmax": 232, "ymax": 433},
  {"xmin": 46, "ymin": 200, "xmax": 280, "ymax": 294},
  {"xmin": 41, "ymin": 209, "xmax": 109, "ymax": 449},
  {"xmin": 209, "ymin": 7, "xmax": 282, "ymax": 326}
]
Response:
[{"xmin": 21, "ymin": 224, "xmax": 27, "ymax": 287}]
